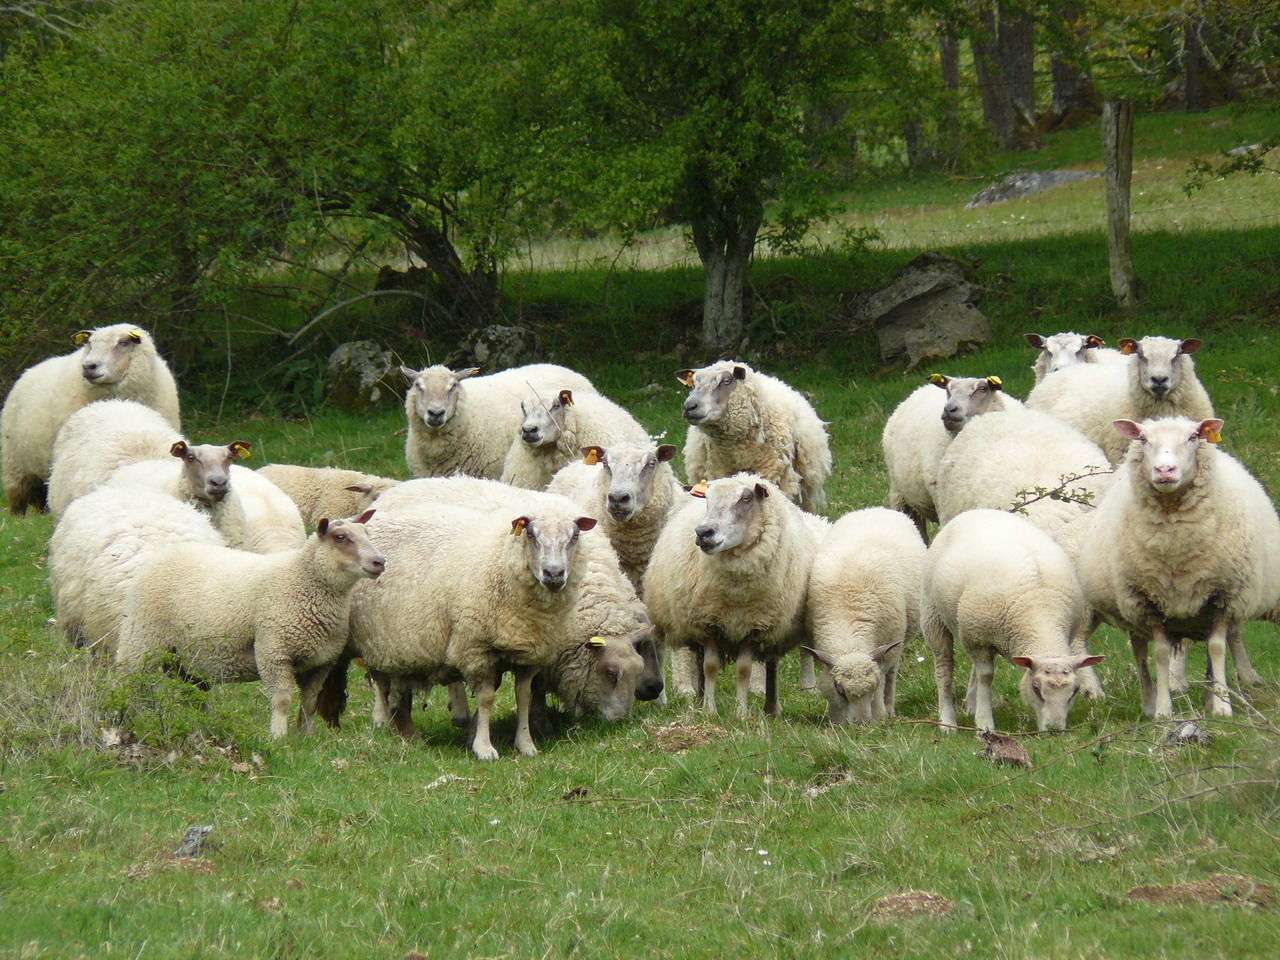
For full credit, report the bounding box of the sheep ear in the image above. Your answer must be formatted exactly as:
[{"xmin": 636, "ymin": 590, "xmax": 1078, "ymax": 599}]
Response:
[
  {"xmin": 1075, "ymin": 655, "xmax": 1105, "ymax": 668},
  {"xmin": 800, "ymin": 646, "xmax": 835, "ymax": 668},
  {"xmin": 169, "ymin": 441, "xmax": 189, "ymax": 458},
  {"xmin": 927, "ymin": 373, "xmax": 948, "ymax": 388},
  {"xmin": 399, "ymin": 365, "xmax": 420, "ymax": 381},
  {"xmin": 1112, "ymin": 419, "xmax": 1143, "ymax": 440},
  {"xmin": 458, "ymin": 367, "xmax": 481, "ymax": 379},
  {"xmin": 1118, "ymin": 338, "xmax": 1138, "ymax": 355},
  {"xmin": 656, "ymin": 444, "xmax": 677, "ymax": 462},
  {"xmin": 511, "ymin": 516, "xmax": 529, "ymax": 536},
  {"xmin": 986, "ymin": 376, "xmax": 1003, "ymax": 391},
  {"xmin": 558, "ymin": 389, "xmax": 574, "ymax": 406},
  {"xmin": 1085, "ymin": 335, "xmax": 1106, "ymax": 348},
  {"xmin": 1179, "ymin": 338, "xmax": 1203, "ymax": 355},
  {"xmin": 628, "ymin": 623, "xmax": 655, "ymax": 645},
  {"xmin": 870, "ymin": 640, "xmax": 903, "ymax": 662},
  {"xmin": 1010, "ymin": 656, "xmax": 1035, "ymax": 669},
  {"xmin": 580, "ymin": 446, "xmax": 605, "ymax": 466},
  {"xmin": 732, "ymin": 365, "xmax": 747, "ymax": 380},
  {"xmin": 73, "ymin": 330, "xmax": 92, "ymax": 346},
  {"xmin": 317, "ymin": 518, "xmax": 330, "ymax": 538},
  {"xmin": 127, "ymin": 329, "xmax": 143, "ymax": 343},
  {"xmin": 675, "ymin": 369, "xmax": 694, "ymax": 388},
  {"xmin": 1198, "ymin": 419, "xmax": 1224, "ymax": 443},
  {"xmin": 354, "ymin": 509, "xmax": 376, "ymax": 524},
  {"xmin": 1024, "ymin": 334, "xmax": 1046, "ymax": 349},
  {"xmin": 575, "ymin": 516, "xmax": 597, "ymax": 532},
  {"xmin": 345, "ymin": 485, "xmax": 370, "ymax": 494},
  {"xmin": 753, "ymin": 483, "xmax": 769, "ymax": 500},
  {"xmin": 228, "ymin": 441, "xmax": 252, "ymax": 459}
]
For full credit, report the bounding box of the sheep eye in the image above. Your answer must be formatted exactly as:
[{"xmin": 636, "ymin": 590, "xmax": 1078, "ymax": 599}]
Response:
[
  {"xmin": 646, "ymin": 458, "xmax": 656, "ymax": 467},
  {"xmin": 604, "ymin": 669, "xmax": 619, "ymax": 683},
  {"xmin": 1032, "ymin": 681, "xmax": 1043, "ymax": 700},
  {"xmin": 721, "ymin": 376, "xmax": 732, "ymax": 385},
  {"xmin": 334, "ymin": 534, "xmax": 348, "ymax": 543}
]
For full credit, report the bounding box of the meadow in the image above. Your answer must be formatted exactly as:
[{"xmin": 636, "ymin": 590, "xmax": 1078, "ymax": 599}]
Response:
[{"xmin": 2, "ymin": 105, "xmax": 1280, "ymax": 959}]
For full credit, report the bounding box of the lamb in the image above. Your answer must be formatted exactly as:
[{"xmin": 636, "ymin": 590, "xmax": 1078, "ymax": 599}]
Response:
[
  {"xmin": 1076, "ymin": 417, "xmax": 1280, "ymax": 719},
  {"xmin": 500, "ymin": 388, "xmax": 651, "ymax": 490},
  {"xmin": 547, "ymin": 442, "xmax": 679, "ymax": 588},
  {"xmin": 678, "ymin": 361, "xmax": 832, "ymax": 511},
  {"xmin": 46, "ymin": 399, "xmax": 183, "ymax": 518},
  {"xmin": 255, "ymin": 463, "xmax": 400, "ymax": 528},
  {"xmin": 801, "ymin": 508, "xmax": 925, "ymax": 724},
  {"xmin": 116, "ymin": 511, "xmax": 385, "ymax": 738},
  {"xmin": 107, "ymin": 447, "xmax": 306, "ymax": 553},
  {"xmin": 47, "ymin": 486, "xmax": 224, "ymax": 657},
  {"xmin": 644, "ymin": 474, "xmax": 820, "ymax": 717},
  {"xmin": 881, "ymin": 374, "xmax": 1023, "ymax": 538},
  {"xmin": 1026, "ymin": 336, "xmax": 1215, "ymax": 464},
  {"xmin": 2, "ymin": 324, "xmax": 180, "ymax": 514},
  {"xmin": 1025, "ymin": 332, "xmax": 1123, "ymax": 382},
  {"xmin": 343, "ymin": 504, "xmax": 599, "ymax": 759},
  {"xmin": 921, "ymin": 509, "xmax": 1103, "ymax": 733},
  {"xmin": 402, "ymin": 363, "xmax": 596, "ymax": 480}
]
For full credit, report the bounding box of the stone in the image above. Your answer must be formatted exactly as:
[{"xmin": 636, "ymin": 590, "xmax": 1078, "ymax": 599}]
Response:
[
  {"xmin": 967, "ymin": 169, "xmax": 1101, "ymax": 208},
  {"xmin": 858, "ymin": 252, "xmax": 992, "ymax": 369},
  {"xmin": 452, "ymin": 324, "xmax": 539, "ymax": 372},
  {"xmin": 326, "ymin": 341, "xmax": 403, "ymax": 413}
]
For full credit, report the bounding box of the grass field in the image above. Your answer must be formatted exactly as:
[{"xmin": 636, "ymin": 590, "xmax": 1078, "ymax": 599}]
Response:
[{"xmin": 3, "ymin": 107, "xmax": 1280, "ymax": 959}]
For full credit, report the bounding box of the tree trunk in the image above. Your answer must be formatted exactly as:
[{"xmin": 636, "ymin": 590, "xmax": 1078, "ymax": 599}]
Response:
[
  {"xmin": 971, "ymin": 4, "xmax": 1020, "ymax": 150},
  {"xmin": 938, "ymin": 27, "xmax": 962, "ymax": 167},
  {"xmin": 903, "ymin": 117, "xmax": 935, "ymax": 169},
  {"xmin": 1049, "ymin": 3, "xmax": 1099, "ymax": 119},
  {"xmin": 997, "ymin": 3, "xmax": 1037, "ymax": 127},
  {"xmin": 1183, "ymin": 19, "xmax": 1210, "ymax": 111},
  {"xmin": 692, "ymin": 208, "xmax": 762, "ymax": 357},
  {"xmin": 402, "ymin": 214, "xmax": 501, "ymax": 328}
]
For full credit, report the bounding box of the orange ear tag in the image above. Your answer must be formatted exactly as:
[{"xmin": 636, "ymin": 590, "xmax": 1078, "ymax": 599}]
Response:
[
  {"xmin": 511, "ymin": 517, "xmax": 528, "ymax": 536},
  {"xmin": 1203, "ymin": 425, "xmax": 1221, "ymax": 443},
  {"xmin": 684, "ymin": 372, "xmax": 694, "ymax": 388},
  {"xmin": 689, "ymin": 479, "xmax": 708, "ymax": 498},
  {"xmin": 583, "ymin": 449, "xmax": 600, "ymax": 466}
]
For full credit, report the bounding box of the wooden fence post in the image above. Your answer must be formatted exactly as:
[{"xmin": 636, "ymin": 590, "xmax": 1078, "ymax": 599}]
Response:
[{"xmin": 1103, "ymin": 99, "xmax": 1137, "ymax": 304}]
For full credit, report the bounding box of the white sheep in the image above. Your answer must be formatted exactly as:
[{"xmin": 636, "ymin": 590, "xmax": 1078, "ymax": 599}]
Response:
[
  {"xmin": 1025, "ymin": 332, "xmax": 1123, "ymax": 382},
  {"xmin": 922, "ymin": 509, "xmax": 1103, "ymax": 733},
  {"xmin": 1026, "ymin": 336, "xmax": 1215, "ymax": 465},
  {"xmin": 801, "ymin": 507, "xmax": 925, "ymax": 724},
  {"xmin": 344, "ymin": 504, "xmax": 598, "ymax": 759},
  {"xmin": 644, "ymin": 474, "xmax": 820, "ymax": 717},
  {"xmin": 47, "ymin": 486, "xmax": 224, "ymax": 657},
  {"xmin": 402, "ymin": 363, "xmax": 596, "ymax": 479},
  {"xmin": 255, "ymin": 463, "xmax": 400, "ymax": 528},
  {"xmin": 2, "ymin": 324, "xmax": 180, "ymax": 514},
  {"xmin": 1076, "ymin": 417, "xmax": 1280, "ymax": 719},
  {"xmin": 678, "ymin": 361, "xmax": 832, "ymax": 511},
  {"xmin": 500, "ymin": 388, "xmax": 651, "ymax": 490},
  {"xmin": 546, "ymin": 442, "xmax": 678, "ymax": 588},
  {"xmin": 46, "ymin": 399, "xmax": 183, "ymax": 518},
  {"xmin": 881, "ymin": 373, "xmax": 1023, "ymax": 538},
  {"xmin": 116, "ymin": 511, "xmax": 385, "ymax": 737}
]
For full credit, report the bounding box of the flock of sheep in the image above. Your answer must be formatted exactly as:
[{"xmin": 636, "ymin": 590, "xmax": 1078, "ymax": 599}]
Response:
[{"xmin": 2, "ymin": 324, "xmax": 1277, "ymax": 759}]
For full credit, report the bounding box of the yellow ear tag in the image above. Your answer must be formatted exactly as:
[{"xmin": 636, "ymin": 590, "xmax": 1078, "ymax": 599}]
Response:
[
  {"xmin": 927, "ymin": 373, "xmax": 946, "ymax": 385},
  {"xmin": 689, "ymin": 479, "xmax": 708, "ymax": 498},
  {"xmin": 583, "ymin": 449, "xmax": 600, "ymax": 466},
  {"xmin": 511, "ymin": 517, "xmax": 528, "ymax": 536},
  {"xmin": 1203, "ymin": 426, "xmax": 1221, "ymax": 443},
  {"xmin": 128, "ymin": 329, "xmax": 143, "ymax": 343},
  {"xmin": 73, "ymin": 331, "xmax": 91, "ymax": 346},
  {"xmin": 587, "ymin": 636, "xmax": 607, "ymax": 648},
  {"xmin": 987, "ymin": 375, "xmax": 1002, "ymax": 388},
  {"xmin": 230, "ymin": 442, "xmax": 251, "ymax": 459}
]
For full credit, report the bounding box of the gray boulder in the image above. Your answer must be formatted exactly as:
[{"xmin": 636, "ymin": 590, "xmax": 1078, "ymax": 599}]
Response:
[
  {"xmin": 326, "ymin": 341, "xmax": 404, "ymax": 412},
  {"xmin": 450, "ymin": 324, "xmax": 539, "ymax": 371},
  {"xmin": 967, "ymin": 170, "xmax": 1100, "ymax": 208}
]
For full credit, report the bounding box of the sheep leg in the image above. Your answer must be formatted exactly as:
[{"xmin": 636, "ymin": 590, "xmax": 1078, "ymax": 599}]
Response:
[
  {"xmin": 882, "ymin": 664, "xmax": 898, "ymax": 718},
  {"xmin": 1168, "ymin": 640, "xmax": 1189, "ymax": 694},
  {"xmin": 670, "ymin": 642, "xmax": 700, "ymax": 699},
  {"xmin": 255, "ymin": 654, "xmax": 297, "ymax": 739},
  {"xmin": 927, "ymin": 622, "xmax": 958, "ymax": 733},
  {"xmin": 1130, "ymin": 631, "xmax": 1155, "ymax": 717},
  {"xmin": 513, "ymin": 666, "xmax": 540, "ymax": 758},
  {"xmin": 872, "ymin": 675, "xmax": 888, "ymax": 721},
  {"xmin": 470, "ymin": 675, "xmax": 500, "ymax": 761},
  {"xmin": 1071, "ymin": 617, "xmax": 1106, "ymax": 700},
  {"xmin": 701, "ymin": 639, "xmax": 720, "ymax": 715},
  {"xmin": 735, "ymin": 643, "xmax": 755, "ymax": 718},
  {"xmin": 368, "ymin": 669, "xmax": 392, "ymax": 728},
  {"xmin": 970, "ymin": 649, "xmax": 996, "ymax": 733},
  {"xmin": 797, "ymin": 655, "xmax": 817, "ymax": 691},
  {"xmin": 764, "ymin": 659, "xmax": 780, "ymax": 717},
  {"xmin": 294, "ymin": 666, "xmax": 330, "ymax": 734},
  {"xmin": 446, "ymin": 680, "xmax": 471, "ymax": 728},
  {"xmin": 389, "ymin": 678, "xmax": 418, "ymax": 740},
  {"xmin": 1227, "ymin": 630, "xmax": 1263, "ymax": 687},
  {"xmin": 1205, "ymin": 621, "xmax": 1233, "ymax": 718},
  {"xmin": 1151, "ymin": 624, "xmax": 1175, "ymax": 720}
]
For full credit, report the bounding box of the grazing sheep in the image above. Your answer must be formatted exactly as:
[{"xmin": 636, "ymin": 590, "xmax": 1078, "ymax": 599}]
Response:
[
  {"xmin": 117, "ymin": 512, "xmax": 385, "ymax": 737},
  {"xmin": 678, "ymin": 361, "xmax": 831, "ymax": 511},
  {"xmin": 256, "ymin": 464, "xmax": 400, "ymax": 528},
  {"xmin": 802, "ymin": 507, "xmax": 925, "ymax": 724},
  {"xmin": 344, "ymin": 504, "xmax": 597, "ymax": 759},
  {"xmin": 922, "ymin": 509, "xmax": 1103, "ymax": 733},
  {"xmin": 2, "ymin": 324, "xmax": 180, "ymax": 514},
  {"xmin": 500, "ymin": 388, "xmax": 650, "ymax": 490},
  {"xmin": 1025, "ymin": 332, "xmax": 1122, "ymax": 382},
  {"xmin": 1076, "ymin": 417, "xmax": 1280, "ymax": 719},
  {"xmin": 46, "ymin": 399, "xmax": 182, "ymax": 518},
  {"xmin": 1026, "ymin": 336, "xmax": 1215, "ymax": 464},
  {"xmin": 881, "ymin": 374, "xmax": 1023, "ymax": 538},
  {"xmin": 644, "ymin": 474, "xmax": 820, "ymax": 717},
  {"xmin": 47, "ymin": 486, "xmax": 223, "ymax": 657},
  {"xmin": 402, "ymin": 363, "xmax": 595, "ymax": 479},
  {"xmin": 547, "ymin": 443, "xmax": 679, "ymax": 588}
]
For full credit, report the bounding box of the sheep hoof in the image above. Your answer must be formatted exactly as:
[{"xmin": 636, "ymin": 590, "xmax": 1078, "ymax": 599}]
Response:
[{"xmin": 473, "ymin": 744, "xmax": 499, "ymax": 761}]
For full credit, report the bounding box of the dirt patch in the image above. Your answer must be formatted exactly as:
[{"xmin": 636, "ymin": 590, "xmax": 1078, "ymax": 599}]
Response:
[
  {"xmin": 869, "ymin": 890, "xmax": 954, "ymax": 922},
  {"xmin": 1127, "ymin": 875, "xmax": 1275, "ymax": 908},
  {"xmin": 804, "ymin": 769, "xmax": 860, "ymax": 799},
  {"xmin": 650, "ymin": 720, "xmax": 724, "ymax": 753},
  {"xmin": 127, "ymin": 857, "xmax": 217, "ymax": 882}
]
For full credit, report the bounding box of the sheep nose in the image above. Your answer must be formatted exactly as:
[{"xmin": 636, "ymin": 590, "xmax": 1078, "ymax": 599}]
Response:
[
  {"xmin": 82, "ymin": 362, "xmax": 100, "ymax": 379},
  {"xmin": 541, "ymin": 566, "xmax": 566, "ymax": 590},
  {"xmin": 366, "ymin": 555, "xmax": 386, "ymax": 577},
  {"xmin": 1154, "ymin": 463, "xmax": 1178, "ymax": 480},
  {"xmin": 694, "ymin": 525, "xmax": 719, "ymax": 550},
  {"xmin": 425, "ymin": 408, "xmax": 446, "ymax": 425},
  {"xmin": 1149, "ymin": 375, "xmax": 1170, "ymax": 393},
  {"xmin": 607, "ymin": 492, "xmax": 632, "ymax": 513}
]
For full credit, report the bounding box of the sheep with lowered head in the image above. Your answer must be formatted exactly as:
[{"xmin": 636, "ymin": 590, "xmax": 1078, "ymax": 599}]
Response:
[
  {"xmin": 922, "ymin": 509, "xmax": 1103, "ymax": 733},
  {"xmin": 1024, "ymin": 332, "xmax": 1123, "ymax": 383},
  {"xmin": 2, "ymin": 324, "xmax": 180, "ymax": 514},
  {"xmin": 1076, "ymin": 417, "xmax": 1280, "ymax": 719},
  {"xmin": 402, "ymin": 363, "xmax": 596, "ymax": 480},
  {"xmin": 256, "ymin": 463, "xmax": 400, "ymax": 528},
  {"xmin": 802, "ymin": 507, "xmax": 925, "ymax": 724},
  {"xmin": 1026, "ymin": 335, "xmax": 1215, "ymax": 465},
  {"xmin": 678, "ymin": 361, "xmax": 831, "ymax": 511}
]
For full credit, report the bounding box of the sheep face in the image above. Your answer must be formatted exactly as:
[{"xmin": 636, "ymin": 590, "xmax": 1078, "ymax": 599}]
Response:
[
  {"xmin": 1114, "ymin": 417, "xmax": 1222, "ymax": 496},
  {"xmin": 678, "ymin": 362, "xmax": 747, "ymax": 426},
  {"xmin": 518, "ymin": 390, "xmax": 574, "ymax": 448},
  {"xmin": 930, "ymin": 375, "xmax": 1004, "ymax": 434},
  {"xmin": 1118, "ymin": 336, "xmax": 1201, "ymax": 400},
  {"xmin": 804, "ymin": 641, "xmax": 900, "ymax": 724},
  {"xmin": 631, "ymin": 627, "xmax": 665, "ymax": 701},
  {"xmin": 692, "ymin": 478, "xmax": 767, "ymax": 554},
  {"xmin": 402, "ymin": 365, "xmax": 480, "ymax": 430},
  {"xmin": 77, "ymin": 325, "xmax": 149, "ymax": 386},
  {"xmin": 170, "ymin": 440, "xmax": 251, "ymax": 504},
  {"xmin": 316, "ymin": 510, "xmax": 386, "ymax": 580},
  {"xmin": 585, "ymin": 633, "xmax": 646, "ymax": 721},
  {"xmin": 590, "ymin": 443, "xmax": 677, "ymax": 521},
  {"xmin": 1012, "ymin": 655, "xmax": 1103, "ymax": 731},
  {"xmin": 511, "ymin": 515, "xmax": 597, "ymax": 591},
  {"xmin": 1025, "ymin": 332, "xmax": 1104, "ymax": 376}
]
